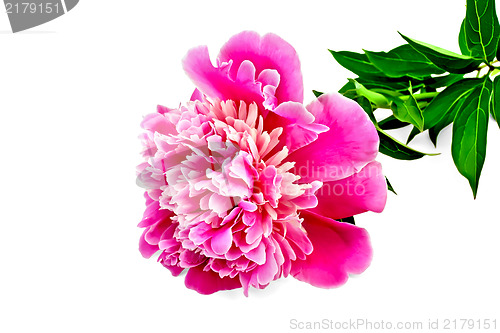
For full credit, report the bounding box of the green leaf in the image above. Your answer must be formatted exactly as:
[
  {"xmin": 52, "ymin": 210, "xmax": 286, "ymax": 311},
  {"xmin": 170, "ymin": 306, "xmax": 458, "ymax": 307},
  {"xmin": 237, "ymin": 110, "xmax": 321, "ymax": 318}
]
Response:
[
  {"xmin": 364, "ymin": 44, "xmax": 445, "ymax": 79},
  {"xmin": 329, "ymin": 50, "xmax": 386, "ymax": 78},
  {"xmin": 348, "ymin": 79, "xmax": 391, "ymax": 108},
  {"xmin": 399, "ymin": 33, "xmax": 483, "ymax": 74},
  {"xmin": 386, "ymin": 177, "xmax": 397, "ymax": 195},
  {"xmin": 424, "ymin": 78, "xmax": 483, "ymax": 130},
  {"xmin": 338, "ymin": 216, "xmax": 355, "ymax": 224},
  {"xmin": 406, "ymin": 126, "xmax": 421, "ymax": 144},
  {"xmin": 425, "ymin": 73, "xmax": 464, "ymax": 89},
  {"xmin": 428, "ymin": 96, "xmax": 469, "ymax": 146},
  {"xmin": 377, "ymin": 127, "xmax": 436, "ymax": 160},
  {"xmin": 451, "ymin": 78, "xmax": 492, "ymax": 198},
  {"xmin": 388, "ymin": 92, "xmax": 424, "ymax": 131},
  {"xmin": 492, "ymin": 75, "xmax": 500, "ymax": 127},
  {"xmin": 378, "ymin": 115, "xmax": 411, "ymax": 130},
  {"xmin": 465, "ymin": 0, "xmax": 500, "ymax": 62},
  {"xmin": 459, "ymin": 19, "xmax": 473, "ymax": 56},
  {"xmin": 497, "ymin": 39, "xmax": 500, "ymax": 63},
  {"xmin": 339, "ymin": 80, "xmax": 357, "ymax": 99},
  {"xmin": 312, "ymin": 90, "xmax": 324, "ymax": 98}
]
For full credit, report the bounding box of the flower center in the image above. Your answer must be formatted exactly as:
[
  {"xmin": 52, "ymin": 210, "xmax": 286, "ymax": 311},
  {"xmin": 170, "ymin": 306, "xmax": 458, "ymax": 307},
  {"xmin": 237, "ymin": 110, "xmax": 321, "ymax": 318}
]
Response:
[{"xmin": 158, "ymin": 99, "xmax": 297, "ymax": 229}]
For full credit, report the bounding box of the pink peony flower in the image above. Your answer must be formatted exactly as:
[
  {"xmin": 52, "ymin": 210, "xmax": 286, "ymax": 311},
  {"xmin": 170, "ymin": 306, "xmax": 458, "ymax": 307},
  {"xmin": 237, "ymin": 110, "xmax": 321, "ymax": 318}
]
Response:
[{"xmin": 137, "ymin": 31, "xmax": 387, "ymax": 295}]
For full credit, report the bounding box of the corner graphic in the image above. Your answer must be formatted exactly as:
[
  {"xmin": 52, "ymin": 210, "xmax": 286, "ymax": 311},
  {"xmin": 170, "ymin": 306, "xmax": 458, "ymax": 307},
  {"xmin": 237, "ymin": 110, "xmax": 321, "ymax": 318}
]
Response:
[{"xmin": 4, "ymin": 0, "xmax": 78, "ymax": 33}]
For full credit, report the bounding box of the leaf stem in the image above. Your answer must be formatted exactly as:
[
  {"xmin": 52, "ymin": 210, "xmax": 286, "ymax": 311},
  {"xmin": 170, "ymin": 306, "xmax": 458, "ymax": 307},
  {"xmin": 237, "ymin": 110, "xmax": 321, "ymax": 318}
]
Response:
[
  {"xmin": 417, "ymin": 101, "xmax": 429, "ymax": 109},
  {"xmin": 477, "ymin": 60, "xmax": 500, "ymax": 72},
  {"xmin": 400, "ymin": 92, "xmax": 438, "ymax": 101}
]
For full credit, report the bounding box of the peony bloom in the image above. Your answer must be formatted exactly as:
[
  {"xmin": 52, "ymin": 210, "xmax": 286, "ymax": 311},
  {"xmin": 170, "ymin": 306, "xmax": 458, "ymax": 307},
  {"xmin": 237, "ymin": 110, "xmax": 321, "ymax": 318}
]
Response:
[{"xmin": 137, "ymin": 31, "xmax": 387, "ymax": 295}]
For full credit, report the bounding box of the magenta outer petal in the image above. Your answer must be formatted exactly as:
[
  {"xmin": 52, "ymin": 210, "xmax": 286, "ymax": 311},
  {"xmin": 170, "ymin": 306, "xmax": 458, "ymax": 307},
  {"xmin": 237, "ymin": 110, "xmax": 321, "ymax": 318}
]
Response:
[
  {"xmin": 218, "ymin": 31, "xmax": 304, "ymax": 104},
  {"xmin": 182, "ymin": 45, "xmax": 265, "ymax": 107},
  {"xmin": 311, "ymin": 161, "xmax": 387, "ymax": 220},
  {"xmin": 185, "ymin": 265, "xmax": 242, "ymax": 295},
  {"xmin": 291, "ymin": 210, "xmax": 372, "ymax": 288},
  {"xmin": 165, "ymin": 265, "xmax": 184, "ymax": 277},
  {"xmin": 286, "ymin": 93, "xmax": 379, "ymax": 183},
  {"xmin": 139, "ymin": 230, "xmax": 159, "ymax": 259}
]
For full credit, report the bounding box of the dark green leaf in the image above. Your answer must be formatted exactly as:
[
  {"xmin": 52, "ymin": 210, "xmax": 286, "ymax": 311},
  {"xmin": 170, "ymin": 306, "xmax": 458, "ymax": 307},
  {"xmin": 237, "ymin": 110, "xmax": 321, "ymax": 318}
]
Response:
[
  {"xmin": 497, "ymin": 38, "xmax": 500, "ymax": 62},
  {"xmin": 428, "ymin": 96, "xmax": 469, "ymax": 146},
  {"xmin": 424, "ymin": 78, "xmax": 482, "ymax": 130},
  {"xmin": 313, "ymin": 90, "xmax": 324, "ymax": 98},
  {"xmin": 357, "ymin": 76, "xmax": 424, "ymax": 92},
  {"xmin": 356, "ymin": 96, "xmax": 377, "ymax": 124},
  {"xmin": 386, "ymin": 177, "xmax": 397, "ymax": 195},
  {"xmin": 338, "ymin": 216, "xmax": 355, "ymax": 224},
  {"xmin": 425, "ymin": 73, "xmax": 464, "ymax": 89},
  {"xmin": 451, "ymin": 78, "xmax": 492, "ymax": 198},
  {"xmin": 364, "ymin": 44, "xmax": 445, "ymax": 79},
  {"xmin": 377, "ymin": 127, "xmax": 436, "ymax": 160},
  {"xmin": 465, "ymin": 0, "xmax": 500, "ymax": 62},
  {"xmin": 329, "ymin": 50, "xmax": 386, "ymax": 77},
  {"xmin": 400, "ymin": 33, "xmax": 483, "ymax": 74},
  {"xmin": 378, "ymin": 115, "xmax": 411, "ymax": 130},
  {"xmin": 428, "ymin": 127, "xmax": 441, "ymax": 147},
  {"xmin": 459, "ymin": 19, "xmax": 473, "ymax": 56},
  {"xmin": 492, "ymin": 75, "xmax": 500, "ymax": 127},
  {"xmin": 406, "ymin": 126, "xmax": 421, "ymax": 144}
]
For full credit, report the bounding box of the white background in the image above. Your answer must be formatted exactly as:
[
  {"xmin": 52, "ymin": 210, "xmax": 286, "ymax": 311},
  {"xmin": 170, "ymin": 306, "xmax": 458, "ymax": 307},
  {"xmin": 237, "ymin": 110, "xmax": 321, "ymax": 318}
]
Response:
[{"xmin": 1, "ymin": 1, "xmax": 499, "ymax": 332}]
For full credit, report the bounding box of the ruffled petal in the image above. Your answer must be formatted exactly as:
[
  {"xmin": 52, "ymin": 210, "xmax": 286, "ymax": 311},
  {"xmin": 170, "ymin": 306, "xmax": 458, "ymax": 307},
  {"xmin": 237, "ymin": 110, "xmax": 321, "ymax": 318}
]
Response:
[
  {"xmin": 218, "ymin": 31, "xmax": 303, "ymax": 104},
  {"xmin": 141, "ymin": 112, "xmax": 176, "ymax": 136},
  {"xmin": 291, "ymin": 210, "xmax": 372, "ymax": 288},
  {"xmin": 311, "ymin": 161, "xmax": 387, "ymax": 220},
  {"xmin": 185, "ymin": 264, "xmax": 242, "ymax": 295},
  {"xmin": 286, "ymin": 93, "xmax": 379, "ymax": 183},
  {"xmin": 270, "ymin": 102, "xmax": 329, "ymax": 153},
  {"xmin": 182, "ymin": 46, "xmax": 265, "ymax": 108}
]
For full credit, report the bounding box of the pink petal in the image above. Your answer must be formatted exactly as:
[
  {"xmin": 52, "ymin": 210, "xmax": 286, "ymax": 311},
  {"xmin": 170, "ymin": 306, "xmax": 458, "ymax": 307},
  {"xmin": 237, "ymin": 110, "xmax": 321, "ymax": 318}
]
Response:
[
  {"xmin": 141, "ymin": 112, "xmax": 176, "ymax": 136},
  {"xmin": 182, "ymin": 46, "xmax": 265, "ymax": 107},
  {"xmin": 190, "ymin": 88, "xmax": 204, "ymax": 102},
  {"xmin": 211, "ymin": 227, "xmax": 233, "ymax": 255},
  {"xmin": 144, "ymin": 217, "xmax": 171, "ymax": 245},
  {"xmin": 236, "ymin": 60, "xmax": 256, "ymax": 82},
  {"xmin": 165, "ymin": 265, "xmax": 184, "ymax": 277},
  {"xmin": 139, "ymin": 229, "xmax": 159, "ymax": 259},
  {"xmin": 286, "ymin": 93, "xmax": 379, "ymax": 182},
  {"xmin": 291, "ymin": 180, "xmax": 323, "ymax": 210},
  {"xmin": 255, "ymin": 241, "xmax": 279, "ymax": 285},
  {"xmin": 291, "ymin": 210, "xmax": 372, "ymax": 288},
  {"xmin": 283, "ymin": 223, "xmax": 313, "ymax": 259},
  {"xmin": 138, "ymin": 192, "xmax": 160, "ymax": 228},
  {"xmin": 244, "ymin": 241, "xmax": 266, "ymax": 265},
  {"xmin": 310, "ymin": 161, "xmax": 387, "ymax": 220},
  {"xmin": 218, "ymin": 31, "xmax": 304, "ymax": 104},
  {"xmin": 185, "ymin": 265, "xmax": 242, "ymax": 295}
]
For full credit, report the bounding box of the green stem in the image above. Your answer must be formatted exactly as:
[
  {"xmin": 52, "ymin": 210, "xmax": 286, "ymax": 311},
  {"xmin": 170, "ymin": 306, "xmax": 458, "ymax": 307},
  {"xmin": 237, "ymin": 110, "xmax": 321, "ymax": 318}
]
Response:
[
  {"xmin": 400, "ymin": 92, "xmax": 438, "ymax": 101},
  {"xmin": 477, "ymin": 60, "xmax": 500, "ymax": 72}
]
